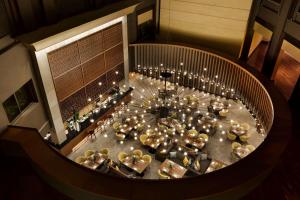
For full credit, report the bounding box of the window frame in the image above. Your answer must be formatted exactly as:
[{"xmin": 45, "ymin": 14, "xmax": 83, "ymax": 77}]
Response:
[{"xmin": 2, "ymin": 79, "xmax": 38, "ymax": 122}]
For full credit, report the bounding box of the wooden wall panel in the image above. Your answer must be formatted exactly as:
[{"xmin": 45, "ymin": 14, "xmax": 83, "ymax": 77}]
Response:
[
  {"xmin": 78, "ymin": 31, "xmax": 103, "ymax": 63},
  {"xmin": 47, "ymin": 23, "xmax": 125, "ymax": 121},
  {"xmin": 59, "ymin": 88, "xmax": 86, "ymax": 121},
  {"xmin": 103, "ymin": 23, "xmax": 122, "ymax": 50},
  {"xmin": 48, "ymin": 42, "xmax": 80, "ymax": 78},
  {"xmin": 85, "ymin": 74, "xmax": 108, "ymax": 101},
  {"xmin": 82, "ymin": 53, "xmax": 105, "ymax": 85},
  {"xmin": 54, "ymin": 67, "xmax": 84, "ymax": 101},
  {"xmin": 105, "ymin": 43, "xmax": 124, "ymax": 70},
  {"xmin": 115, "ymin": 63, "xmax": 125, "ymax": 82},
  {"xmin": 160, "ymin": 0, "xmax": 252, "ymax": 56},
  {"xmin": 106, "ymin": 68, "xmax": 117, "ymax": 88}
]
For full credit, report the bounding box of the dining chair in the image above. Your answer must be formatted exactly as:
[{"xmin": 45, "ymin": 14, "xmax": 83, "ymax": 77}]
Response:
[
  {"xmin": 75, "ymin": 156, "xmax": 87, "ymax": 165},
  {"xmin": 142, "ymin": 154, "xmax": 152, "ymax": 164},
  {"xmin": 227, "ymin": 132, "xmax": 237, "ymax": 141},
  {"xmin": 158, "ymin": 169, "xmax": 171, "ymax": 179},
  {"xmin": 84, "ymin": 150, "xmax": 95, "ymax": 158},
  {"xmin": 118, "ymin": 152, "xmax": 128, "ymax": 162},
  {"xmin": 246, "ymin": 144, "xmax": 255, "ymax": 152},
  {"xmin": 139, "ymin": 134, "xmax": 148, "ymax": 145},
  {"xmin": 241, "ymin": 123, "xmax": 250, "ymax": 130},
  {"xmin": 219, "ymin": 109, "xmax": 229, "ymax": 117},
  {"xmin": 231, "ymin": 142, "xmax": 242, "ymax": 150},
  {"xmin": 193, "ymin": 159, "xmax": 201, "ymax": 171},
  {"xmin": 239, "ymin": 133, "xmax": 251, "ymax": 142},
  {"xmin": 112, "ymin": 122, "xmax": 121, "ymax": 132},
  {"xmin": 199, "ymin": 133, "xmax": 209, "ymax": 141},
  {"xmin": 99, "ymin": 148, "xmax": 109, "ymax": 156},
  {"xmin": 136, "ymin": 123, "xmax": 145, "ymax": 132},
  {"xmin": 115, "ymin": 132, "xmax": 126, "ymax": 141},
  {"xmin": 132, "ymin": 149, "xmax": 143, "ymax": 157}
]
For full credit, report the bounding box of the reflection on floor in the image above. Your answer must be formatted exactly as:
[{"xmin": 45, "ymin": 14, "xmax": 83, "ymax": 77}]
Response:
[
  {"xmin": 68, "ymin": 73, "xmax": 264, "ymax": 179},
  {"xmin": 248, "ymin": 42, "xmax": 300, "ymax": 99},
  {"xmin": 274, "ymin": 51, "xmax": 300, "ymax": 99},
  {"xmin": 247, "ymin": 42, "xmax": 268, "ymax": 72}
]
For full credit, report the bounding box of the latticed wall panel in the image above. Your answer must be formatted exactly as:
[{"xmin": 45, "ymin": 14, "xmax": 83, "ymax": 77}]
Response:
[
  {"xmin": 48, "ymin": 42, "xmax": 80, "ymax": 78},
  {"xmin": 47, "ymin": 22, "xmax": 124, "ymax": 121}
]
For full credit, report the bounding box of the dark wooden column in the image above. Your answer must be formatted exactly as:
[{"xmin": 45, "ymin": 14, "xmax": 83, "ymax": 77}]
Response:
[
  {"xmin": 1, "ymin": 0, "xmax": 47, "ymax": 35},
  {"xmin": 289, "ymin": 76, "xmax": 300, "ymax": 113},
  {"xmin": 1, "ymin": 0, "xmax": 24, "ymax": 35},
  {"xmin": 41, "ymin": 0, "xmax": 59, "ymax": 24},
  {"xmin": 261, "ymin": 0, "xmax": 293, "ymax": 78},
  {"xmin": 240, "ymin": 0, "xmax": 262, "ymax": 61}
]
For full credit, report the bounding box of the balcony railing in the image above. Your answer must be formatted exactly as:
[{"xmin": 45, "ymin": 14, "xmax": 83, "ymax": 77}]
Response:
[{"xmin": 129, "ymin": 43, "xmax": 274, "ymax": 133}]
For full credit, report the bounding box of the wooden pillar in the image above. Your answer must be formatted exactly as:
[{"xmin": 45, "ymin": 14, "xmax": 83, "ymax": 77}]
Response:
[
  {"xmin": 41, "ymin": 0, "xmax": 59, "ymax": 24},
  {"xmin": 289, "ymin": 76, "xmax": 300, "ymax": 113},
  {"xmin": 239, "ymin": 0, "xmax": 262, "ymax": 61},
  {"xmin": 261, "ymin": 0, "xmax": 293, "ymax": 78}
]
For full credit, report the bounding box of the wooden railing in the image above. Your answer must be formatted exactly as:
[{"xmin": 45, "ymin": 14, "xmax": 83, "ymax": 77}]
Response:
[{"xmin": 129, "ymin": 43, "xmax": 274, "ymax": 133}]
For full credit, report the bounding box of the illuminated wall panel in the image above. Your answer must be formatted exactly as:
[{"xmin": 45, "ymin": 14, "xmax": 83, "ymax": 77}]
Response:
[
  {"xmin": 47, "ymin": 23, "xmax": 124, "ymax": 121},
  {"xmin": 160, "ymin": 0, "xmax": 252, "ymax": 56}
]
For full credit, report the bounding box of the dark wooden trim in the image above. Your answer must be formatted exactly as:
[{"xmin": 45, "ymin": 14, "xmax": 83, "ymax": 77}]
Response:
[
  {"xmin": 40, "ymin": 0, "xmax": 59, "ymax": 24},
  {"xmin": 136, "ymin": 4, "xmax": 156, "ymax": 41},
  {"xmin": 284, "ymin": 32, "xmax": 300, "ymax": 50},
  {"xmin": 257, "ymin": 4, "xmax": 279, "ymax": 28},
  {"xmin": 261, "ymin": 0, "xmax": 282, "ymax": 14},
  {"xmin": 254, "ymin": 0, "xmax": 300, "ymax": 80},
  {"xmin": 261, "ymin": 0, "xmax": 293, "ymax": 78},
  {"xmin": 15, "ymin": 0, "xmax": 140, "ymax": 44},
  {"xmin": 289, "ymin": 75, "xmax": 300, "ymax": 113},
  {"xmin": 285, "ymin": 19, "xmax": 300, "ymax": 43},
  {"xmin": 1, "ymin": 0, "xmax": 23, "ymax": 34},
  {"xmin": 255, "ymin": 16, "xmax": 275, "ymax": 31},
  {"xmin": 157, "ymin": 0, "xmax": 160, "ymax": 33},
  {"xmin": 290, "ymin": 0, "xmax": 300, "ymax": 21},
  {"xmin": 240, "ymin": 0, "xmax": 262, "ymax": 61},
  {"xmin": 0, "ymin": 40, "xmax": 18, "ymax": 55}
]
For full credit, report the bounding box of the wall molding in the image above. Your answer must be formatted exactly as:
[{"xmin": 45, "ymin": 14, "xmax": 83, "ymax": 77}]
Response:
[{"xmin": 33, "ymin": 15, "xmax": 130, "ymax": 144}]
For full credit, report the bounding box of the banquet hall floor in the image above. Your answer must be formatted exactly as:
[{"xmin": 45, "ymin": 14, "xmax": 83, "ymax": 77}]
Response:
[{"xmin": 67, "ymin": 73, "xmax": 265, "ymax": 179}]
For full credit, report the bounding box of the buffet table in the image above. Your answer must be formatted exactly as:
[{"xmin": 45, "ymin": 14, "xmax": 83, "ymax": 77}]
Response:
[{"xmin": 57, "ymin": 88, "xmax": 132, "ymax": 155}]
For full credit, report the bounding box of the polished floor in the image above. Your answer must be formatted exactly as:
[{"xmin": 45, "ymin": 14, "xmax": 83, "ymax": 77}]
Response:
[
  {"xmin": 67, "ymin": 73, "xmax": 263, "ymax": 179},
  {"xmin": 247, "ymin": 42, "xmax": 268, "ymax": 72},
  {"xmin": 247, "ymin": 42, "xmax": 300, "ymax": 100},
  {"xmin": 274, "ymin": 52, "xmax": 300, "ymax": 100}
]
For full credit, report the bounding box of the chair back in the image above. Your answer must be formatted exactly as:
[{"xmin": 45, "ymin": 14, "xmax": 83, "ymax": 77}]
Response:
[
  {"xmin": 100, "ymin": 148, "xmax": 109, "ymax": 155},
  {"xmin": 142, "ymin": 154, "xmax": 152, "ymax": 164},
  {"xmin": 158, "ymin": 169, "xmax": 170, "ymax": 179},
  {"xmin": 132, "ymin": 149, "xmax": 143, "ymax": 157},
  {"xmin": 75, "ymin": 156, "xmax": 86, "ymax": 164},
  {"xmin": 84, "ymin": 150, "xmax": 95, "ymax": 157}
]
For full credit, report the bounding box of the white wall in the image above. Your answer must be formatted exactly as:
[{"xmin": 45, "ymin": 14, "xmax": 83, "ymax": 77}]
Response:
[
  {"xmin": 0, "ymin": 38, "xmax": 49, "ymax": 135},
  {"xmin": 248, "ymin": 32, "xmax": 263, "ymax": 56},
  {"xmin": 253, "ymin": 22, "xmax": 272, "ymax": 42},
  {"xmin": 282, "ymin": 40, "xmax": 300, "ymax": 62},
  {"xmin": 159, "ymin": 0, "xmax": 252, "ymax": 56},
  {"xmin": 250, "ymin": 23, "xmax": 300, "ymax": 62}
]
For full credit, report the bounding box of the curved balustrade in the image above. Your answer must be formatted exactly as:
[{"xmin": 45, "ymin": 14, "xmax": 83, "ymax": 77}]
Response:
[
  {"xmin": 0, "ymin": 42, "xmax": 292, "ymax": 199},
  {"xmin": 129, "ymin": 43, "xmax": 274, "ymax": 134}
]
